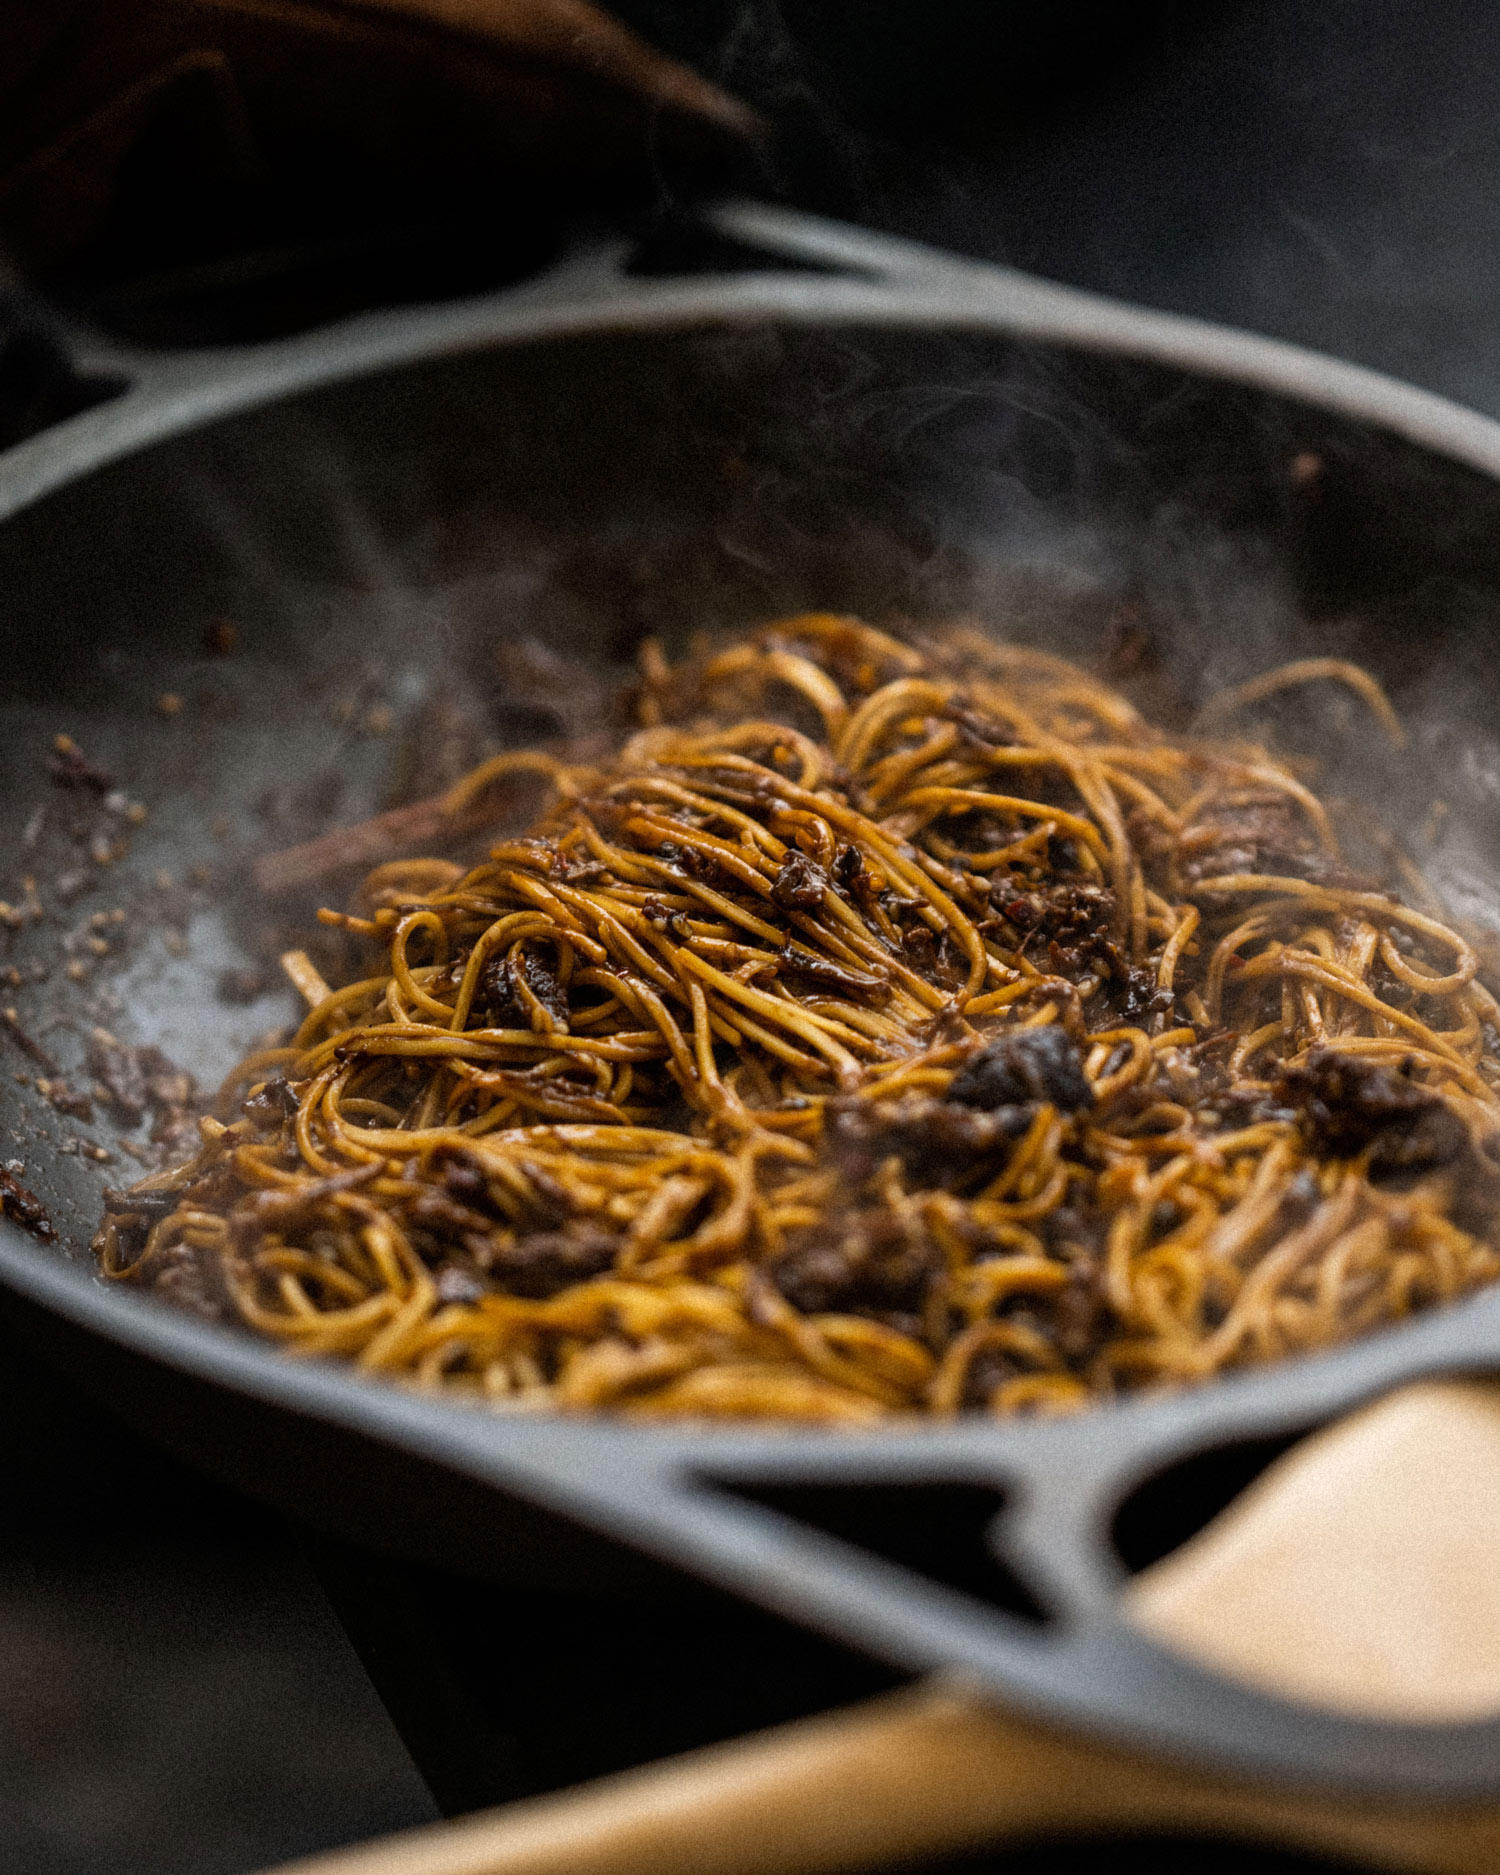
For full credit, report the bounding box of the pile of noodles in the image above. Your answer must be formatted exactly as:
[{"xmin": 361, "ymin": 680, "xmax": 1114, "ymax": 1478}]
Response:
[{"xmin": 97, "ymin": 616, "xmax": 1500, "ymax": 1422}]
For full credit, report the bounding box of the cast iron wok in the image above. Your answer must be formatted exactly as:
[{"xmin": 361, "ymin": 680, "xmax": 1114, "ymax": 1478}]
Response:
[{"xmin": 2, "ymin": 205, "xmax": 1500, "ymax": 1797}]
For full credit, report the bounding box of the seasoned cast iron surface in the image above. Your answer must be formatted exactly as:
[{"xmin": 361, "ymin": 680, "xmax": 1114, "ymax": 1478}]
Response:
[{"xmin": 5, "ymin": 325, "xmax": 1500, "ymax": 1792}]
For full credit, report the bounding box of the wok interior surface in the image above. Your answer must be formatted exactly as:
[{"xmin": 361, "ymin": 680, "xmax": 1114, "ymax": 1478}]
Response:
[{"xmin": 6, "ymin": 319, "xmax": 1500, "ymax": 1293}]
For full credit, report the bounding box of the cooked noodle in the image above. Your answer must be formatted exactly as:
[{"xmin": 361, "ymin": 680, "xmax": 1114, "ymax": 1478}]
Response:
[{"xmin": 96, "ymin": 616, "xmax": 1500, "ymax": 1422}]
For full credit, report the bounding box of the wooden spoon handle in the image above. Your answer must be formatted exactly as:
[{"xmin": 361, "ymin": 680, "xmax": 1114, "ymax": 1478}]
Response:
[
  {"xmin": 261, "ymin": 1680, "xmax": 1500, "ymax": 1875},
  {"xmin": 259, "ymin": 1381, "xmax": 1500, "ymax": 1875}
]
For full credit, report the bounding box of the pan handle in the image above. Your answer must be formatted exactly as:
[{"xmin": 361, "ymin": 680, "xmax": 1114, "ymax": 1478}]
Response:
[
  {"xmin": 0, "ymin": 202, "xmax": 885, "ymax": 524},
  {"xmin": 0, "ymin": 275, "xmax": 131, "ymax": 452},
  {"xmin": 254, "ymin": 1380, "xmax": 1500, "ymax": 1875},
  {"xmin": 254, "ymin": 1683, "xmax": 1500, "ymax": 1875},
  {"xmin": 8, "ymin": 197, "xmax": 1500, "ymax": 528}
]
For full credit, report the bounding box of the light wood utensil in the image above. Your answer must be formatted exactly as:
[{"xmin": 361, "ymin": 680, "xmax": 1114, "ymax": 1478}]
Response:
[{"xmin": 260, "ymin": 1379, "xmax": 1500, "ymax": 1875}]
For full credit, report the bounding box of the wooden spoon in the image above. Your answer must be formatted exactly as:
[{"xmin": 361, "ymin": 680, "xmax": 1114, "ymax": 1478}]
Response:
[{"xmin": 258, "ymin": 1379, "xmax": 1500, "ymax": 1875}]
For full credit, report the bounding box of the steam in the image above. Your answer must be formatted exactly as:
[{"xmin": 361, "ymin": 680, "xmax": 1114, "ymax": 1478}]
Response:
[{"xmin": 110, "ymin": 312, "xmax": 1500, "ymax": 968}]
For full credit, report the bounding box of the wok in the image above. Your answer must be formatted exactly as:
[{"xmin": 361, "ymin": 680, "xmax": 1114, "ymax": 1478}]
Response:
[{"xmin": 3, "ymin": 203, "xmax": 1500, "ymax": 1800}]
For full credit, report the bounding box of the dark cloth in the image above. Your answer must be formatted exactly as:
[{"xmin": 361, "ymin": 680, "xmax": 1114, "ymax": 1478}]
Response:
[{"xmin": 0, "ymin": 0, "xmax": 753, "ymax": 278}]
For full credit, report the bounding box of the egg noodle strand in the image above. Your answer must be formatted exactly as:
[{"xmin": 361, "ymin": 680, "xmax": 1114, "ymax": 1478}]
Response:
[{"xmin": 97, "ymin": 616, "xmax": 1500, "ymax": 1422}]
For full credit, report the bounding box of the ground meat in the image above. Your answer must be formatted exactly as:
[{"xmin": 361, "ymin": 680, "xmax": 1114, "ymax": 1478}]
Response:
[
  {"xmin": 232, "ymin": 1162, "xmax": 379, "ymax": 1232},
  {"xmin": 653, "ymin": 838, "xmax": 726, "ymax": 887},
  {"xmin": 985, "ymin": 883, "xmax": 1172, "ymax": 1021},
  {"xmin": 132, "ymin": 1237, "xmax": 233, "ymax": 1321},
  {"xmin": 832, "ymin": 842, "xmax": 882, "ymax": 917},
  {"xmin": 406, "ymin": 1187, "xmax": 499, "ymax": 1242},
  {"xmin": 831, "ymin": 844, "xmax": 864, "ymax": 892},
  {"xmin": 0, "ymin": 1009, "xmax": 57, "ymax": 1072},
  {"xmin": 479, "ymin": 946, "xmax": 568, "ymax": 1030},
  {"xmin": 1038, "ymin": 1203, "xmax": 1108, "ymax": 1261},
  {"xmin": 1276, "ymin": 1049, "xmax": 1470, "ymax": 1176},
  {"xmin": 149, "ymin": 1105, "xmax": 204, "ymax": 1167},
  {"xmin": 403, "ymin": 1153, "xmax": 517, "ymax": 1255},
  {"xmin": 35, "ymin": 1077, "xmax": 92, "ymax": 1122},
  {"xmin": 771, "ymin": 1205, "xmax": 940, "ymax": 1322},
  {"xmin": 1122, "ymin": 806, "xmax": 1178, "ymax": 879},
  {"xmin": 440, "ymin": 1154, "xmax": 500, "ymax": 1214},
  {"xmin": 1211, "ymin": 1084, "xmax": 1298, "ymax": 1130},
  {"xmin": 1174, "ymin": 794, "xmax": 1372, "ymax": 892},
  {"xmin": 1369, "ymin": 1106, "xmax": 1472, "ymax": 1178},
  {"xmin": 489, "ymin": 1224, "xmax": 617, "ymax": 1299},
  {"xmin": 554, "ymin": 853, "xmax": 614, "ymax": 886},
  {"xmin": 1047, "ymin": 1257, "xmax": 1109, "ymax": 1362},
  {"xmin": 994, "ymin": 881, "xmax": 1114, "ymax": 946},
  {"xmin": 642, "ymin": 897, "xmax": 693, "ymax": 941},
  {"xmin": 825, "ymin": 1095, "xmax": 1032, "ymax": 1185},
  {"xmin": 898, "ymin": 921, "xmax": 967, "ymax": 989},
  {"xmin": 950, "ymin": 1026, "xmax": 1093, "ymax": 1114},
  {"xmin": 1109, "ymin": 969, "xmax": 1177, "ymax": 1025},
  {"xmin": 771, "ymin": 850, "xmax": 828, "ymax": 911},
  {"xmin": 88, "ymin": 1029, "xmax": 197, "ymax": 1129}
]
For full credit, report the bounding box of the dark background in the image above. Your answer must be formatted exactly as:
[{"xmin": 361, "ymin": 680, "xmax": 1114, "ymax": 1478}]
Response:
[{"xmin": 5, "ymin": 1, "xmax": 1500, "ymax": 1869}]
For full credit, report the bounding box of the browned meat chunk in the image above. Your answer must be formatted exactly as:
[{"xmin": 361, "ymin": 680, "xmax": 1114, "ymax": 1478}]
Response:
[
  {"xmin": 132, "ymin": 1238, "xmax": 233, "ymax": 1322},
  {"xmin": 0, "ymin": 1167, "xmax": 54, "ymax": 1240},
  {"xmin": 771, "ymin": 850, "xmax": 828, "ymax": 910},
  {"xmin": 985, "ymin": 885, "xmax": 1173, "ymax": 1023},
  {"xmin": 825, "ymin": 1095, "xmax": 1031, "ymax": 1185},
  {"xmin": 771, "ymin": 1205, "xmax": 940, "ymax": 1331},
  {"xmin": 1276, "ymin": 1048, "xmax": 1469, "ymax": 1176},
  {"xmin": 1175, "ymin": 793, "xmax": 1369, "ymax": 891},
  {"xmin": 241, "ymin": 1077, "xmax": 300, "ymax": 1127},
  {"xmin": 775, "ymin": 947, "xmax": 890, "ymax": 1003},
  {"xmin": 949, "ymin": 1026, "xmax": 1093, "ymax": 1113},
  {"xmin": 88, "ymin": 1029, "xmax": 198, "ymax": 1132},
  {"xmin": 489, "ymin": 1225, "xmax": 617, "ymax": 1298},
  {"xmin": 992, "ymin": 881, "xmax": 1114, "ymax": 943},
  {"xmin": 480, "ymin": 946, "xmax": 568, "ymax": 1030}
]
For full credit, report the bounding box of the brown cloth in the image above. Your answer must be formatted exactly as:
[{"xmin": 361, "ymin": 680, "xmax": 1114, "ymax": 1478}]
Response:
[{"xmin": 0, "ymin": 0, "xmax": 755, "ymax": 277}]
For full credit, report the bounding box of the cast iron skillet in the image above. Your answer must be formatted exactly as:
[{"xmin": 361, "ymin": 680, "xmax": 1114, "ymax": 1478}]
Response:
[{"xmin": 3, "ymin": 204, "xmax": 1500, "ymax": 1799}]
